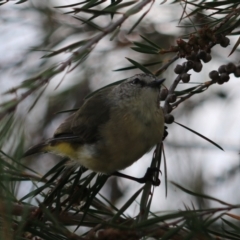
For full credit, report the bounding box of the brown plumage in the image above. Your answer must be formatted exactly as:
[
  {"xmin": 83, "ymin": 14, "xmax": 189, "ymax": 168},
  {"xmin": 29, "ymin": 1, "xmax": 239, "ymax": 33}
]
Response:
[{"xmin": 24, "ymin": 74, "xmax": 165, "ymax": 174}]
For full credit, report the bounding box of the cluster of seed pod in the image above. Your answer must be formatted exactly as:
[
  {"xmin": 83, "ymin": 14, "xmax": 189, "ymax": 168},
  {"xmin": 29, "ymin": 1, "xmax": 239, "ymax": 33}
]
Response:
[
  {"xmin": 172, "ymin": 30, "xmax": 230, "ymax": 83},
  {"xmin": 174, "ymin": 48, "xmax": 216, "ymax": 84},
  {"xmin": 209, "ymin": 62, "xmax": 240, "ymax": 85},
  {"xmin": 173, "ymin": 27, "xmax": 230, "ymax": 57},
  {"xmin": 162, "ymin": 50, "xmax": 211, "ymax": 122},
  {"xmin": 162, "ymin": 27, "xmax": 231, "ymax": 124},
  {"xmin": 160, "ymin": 88, "xmax": 175, "ymax": 124},
  {"xmin": 165, "ymin": 48, "xmax": 231, "ymax": 123},
  {"xmin": 163, "ymin": 53, "xmax": 206, "ymax": 123}
]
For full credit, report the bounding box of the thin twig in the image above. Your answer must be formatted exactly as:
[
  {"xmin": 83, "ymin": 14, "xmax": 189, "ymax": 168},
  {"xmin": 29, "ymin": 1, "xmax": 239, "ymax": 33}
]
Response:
[
  {"xmin": 163, "ymin": 74, "xmax": 182, "ymax": 115},
  {"xmin": 172, "ymin": 80, "xmax": 214, "ymax": 109}
]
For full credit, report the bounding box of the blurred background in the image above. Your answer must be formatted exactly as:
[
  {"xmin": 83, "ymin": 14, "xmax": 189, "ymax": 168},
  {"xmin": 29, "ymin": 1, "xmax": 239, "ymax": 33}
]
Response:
[{"xmin": 0, "ymin": 0, "xmax": 240, "ymax": 217}]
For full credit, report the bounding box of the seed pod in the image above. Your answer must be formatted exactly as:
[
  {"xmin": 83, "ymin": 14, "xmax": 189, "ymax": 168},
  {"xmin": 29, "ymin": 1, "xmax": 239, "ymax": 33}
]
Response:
[
  {"xmin": 160, "ymin": 88, "xmax": 168, "ymax": 100},
  {"xmin": 164, "ymin": 114, "xmax": 175, "ymax": 124},
  {"xmin": 193, "ymin": 62, "xmax": 203, "ymax": 72},
  {"xmin": 225, "ymin": 62, "xmax": 236, "ymax": 73},
  {"xmin": 234, "ymin": 66, "xmax": 240, "ymax": 77},
  {"xmin": 217, "ymin": 77, "xmax": 225, "ymax": 85},
  {"xmin": 220, "ymin": 37, "xmax": 230, "ymax": 48},
  {"xmin": 204, "ymin": 53, "xmax": 212, "ymax": 63},
  {"xmin": 220, "ymin": 73, "xmax": 230, "ymax": 82},
  {"xmin": 209, "ymin": 70, "xmax": 219, "ymax": 82},
  {"xmin": 197, "ymin": 50, "xmax": 207, "ymax": 61},
  {"xmin": 197, "ymin": 38, "xmax": 206, "ymax": 48},
  {"xmin": 168, "ymin": 94, "xmax": 177, "ymax": 103},
  {"xmin": 174, "ymin": 64, "xmax": 184, "ymax": 74},
  {"xmin": 218, "ymin": 65, "xmax": 227, "ymax": 74},
  {"xmin": 186, "ymin": 51, "xmax": 197, "ymax": 61},
  {"xmin": 198, "ymin": 50, "xmax": 212, "ymax": 63},
  {"xmin": 186, "ymin": 60, "xmax": 194, "ymax": 70},
  {"xmin": 181, "ymin": 73, "xmax": 191, "ymax": 83},
  {"xmin": 188, "ymin": 34, "xmax": 198, "ymax": 46}
]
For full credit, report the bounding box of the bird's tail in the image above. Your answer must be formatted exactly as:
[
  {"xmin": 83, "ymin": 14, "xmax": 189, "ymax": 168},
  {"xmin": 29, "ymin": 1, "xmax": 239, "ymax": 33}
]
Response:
[
  {"xmin": 23, "ymin": 141, "xmax": 49, "ymax": 157},
  {"xmin": 23, "ymin": 136, "xmax": 80, "ymax": 158}
]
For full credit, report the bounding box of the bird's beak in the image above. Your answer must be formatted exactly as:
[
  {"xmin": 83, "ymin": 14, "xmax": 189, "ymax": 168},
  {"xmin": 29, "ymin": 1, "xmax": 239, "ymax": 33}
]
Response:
[{"xmin": 148, "ymin": 78, "xmax": 165, "ymax": 88}]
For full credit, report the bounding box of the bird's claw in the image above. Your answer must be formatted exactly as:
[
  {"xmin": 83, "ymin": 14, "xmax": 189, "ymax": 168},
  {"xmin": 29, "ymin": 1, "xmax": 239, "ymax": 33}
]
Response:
[{"xmin": 143, "ymin": 167, "xmax": 161, "ymax": 186}]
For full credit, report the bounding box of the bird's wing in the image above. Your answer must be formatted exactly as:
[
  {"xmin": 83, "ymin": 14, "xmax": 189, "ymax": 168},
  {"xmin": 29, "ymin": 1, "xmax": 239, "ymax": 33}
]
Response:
[
  {"xmin": 54, "ymin": 87, "xmax": 112, "ymax": 143},
  {"xmin": 53, "ymin": 113, "xmax": 76, "ymax": 137}
]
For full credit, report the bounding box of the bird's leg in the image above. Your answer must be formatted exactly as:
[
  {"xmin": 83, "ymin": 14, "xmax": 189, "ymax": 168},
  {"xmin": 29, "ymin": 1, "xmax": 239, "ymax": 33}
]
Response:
[{"xmin": 111, "ymin": 167, "xmax": 161, "ymax": 186}]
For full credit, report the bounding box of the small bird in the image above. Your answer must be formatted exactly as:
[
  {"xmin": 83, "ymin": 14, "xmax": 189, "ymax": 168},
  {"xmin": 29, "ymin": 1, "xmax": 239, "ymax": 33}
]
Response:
[{"xmin": 24, "ymin": 73, "xmax": 165, "ymax": 178}]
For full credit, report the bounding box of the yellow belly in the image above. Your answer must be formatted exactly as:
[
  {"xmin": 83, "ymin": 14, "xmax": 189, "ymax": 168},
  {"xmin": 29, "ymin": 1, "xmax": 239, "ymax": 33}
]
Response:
[{"xmin": 44, "ymin": 109, "xmax": 164, "ymax": 174}]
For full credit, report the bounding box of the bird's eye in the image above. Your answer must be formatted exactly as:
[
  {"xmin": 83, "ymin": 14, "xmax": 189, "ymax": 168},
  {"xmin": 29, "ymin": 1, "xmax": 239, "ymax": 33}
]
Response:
[{"xmin": 131, "ymin": 78, "xmax": 141, "ymax": 85}]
